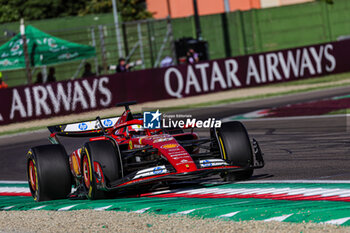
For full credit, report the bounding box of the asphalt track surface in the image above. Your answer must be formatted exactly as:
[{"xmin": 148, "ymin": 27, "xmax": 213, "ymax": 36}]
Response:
[{"xmin": 1, "ymin": 86, "xmax": 350, "ymax": 182}]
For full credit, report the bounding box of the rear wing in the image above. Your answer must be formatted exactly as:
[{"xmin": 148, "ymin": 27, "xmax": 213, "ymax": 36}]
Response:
[{"xmin": 48, "ymin": 117, "xmax": 120, "ymax": 137}]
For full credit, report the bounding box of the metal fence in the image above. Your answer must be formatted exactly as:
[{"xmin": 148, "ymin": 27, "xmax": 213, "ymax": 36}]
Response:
[
  {"xmin": 0, "ymin": 18, "xmax": 175, "ymax": 87},
  {"xmin": 2, "ymin": 0, "xmax": 347, "ymax": 87}
]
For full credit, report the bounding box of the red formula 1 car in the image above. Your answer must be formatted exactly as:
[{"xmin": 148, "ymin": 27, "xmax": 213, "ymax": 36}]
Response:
[{"xmin": 26, "ymin": 102, "xmax": 264, "ymax": 201}]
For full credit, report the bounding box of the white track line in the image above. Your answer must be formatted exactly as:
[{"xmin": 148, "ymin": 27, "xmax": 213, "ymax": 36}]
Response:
[
  {"xmin": 264, "ymin": 214, "xmax": 293, "ymax": 222},
  {"xmin": 176, "ymin": 209, "xmax": 196, "ymax": 215},
  {"xmin": 0, "ymin": 181, "xmax": 28, "ymax": 184},
  {"xmin": 148, "ymin": 190, "xmax": 171, "ymax": 195},
  {"xmin": 58, "ymin": 205, "xmax": 77, "ymax": 211},
  {"xmin": 0, "ymin": 187, "xmax": 30, "ymax": 193},
  {"xmin": 95, "ymin": 205, "xmax": 113, "ymax": 211},
  {"xmin": 31, "ymin": 205, "xmax": 47, "ymax": 210},
  {"xmin": 171, "ymin": 187, "xmax": 350, "ymax": 198},
  {"xmin": 219, "ymin": 211, "xmax": 240, "ymax": 218},
  {"xmin": 133, "ymin": 207, "xmax": 151, "ymax": 213},
  {"xmin": 324, "ymin": 217, "xmax": 350, "ymax": 225}
]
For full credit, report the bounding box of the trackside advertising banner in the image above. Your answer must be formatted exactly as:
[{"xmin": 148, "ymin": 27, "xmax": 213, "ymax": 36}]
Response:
[{"xmin": 1, "ymin": 40, "xmax": 350, "ymax": 125}]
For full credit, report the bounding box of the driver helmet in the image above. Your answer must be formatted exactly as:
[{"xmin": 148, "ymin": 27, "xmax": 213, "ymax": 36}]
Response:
[{"xmin": 127, "ymin": 124, "xmax": 145, "ymax": 137}]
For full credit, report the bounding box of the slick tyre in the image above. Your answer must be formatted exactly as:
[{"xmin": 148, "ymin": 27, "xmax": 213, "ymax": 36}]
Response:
[
  {"xmin": 27, "ymin": 144, "xmax": 72, "ymax": 202},
  {"xmin": 216, "ymin": 121, "xmax": 254, "ymax": 181},
  {"xmin": 82, "ymin": 140, "xmax": 121, "ymax": 200}
]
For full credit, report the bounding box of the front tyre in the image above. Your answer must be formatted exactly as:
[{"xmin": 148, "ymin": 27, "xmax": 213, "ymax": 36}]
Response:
[
  {"xmin": 27, "ymin": 144, "xmax": 72, "ymax": 201},
  {"xmin": 215, "ymin": 121, "xmax": 254, "ymax": 181}
]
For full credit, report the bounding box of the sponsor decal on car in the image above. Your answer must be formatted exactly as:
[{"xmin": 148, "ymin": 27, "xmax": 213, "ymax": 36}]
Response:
[
  {"xmin": 169, "ymin": 153, "xmax": 188, "ymax": 157},
  {"xmin": 153, "ymin": 137, "xmax": 173, "ymax": 143},
  {"xmin": 176, "ymin": 159, "xmax": 194, "ymax": 165},
  {"xmin": 133, "ymin": 166, "xmax": 168, "ymax": 179},
  {"xmin": 168, "ymin": 150, "xmax": 186, "ymax": 155},
  {"xmin": 78, "ymin": 123, "xmax": 88, "ymax": 131},
  {"xmin": 170, "ymin": 153, "xmax": 192, "ymax": 160},
  {"xmin": 69, "ymin": 149, "xmax": 82, "ymax": 177},
  {"xmin": 63, "ymin": 117, "xmax": 119, "ymax": 132},
  {"xmin": 153, "ymin": 167, "xmax": 164, "ymax": 175},
  {"xmin": 133, "ymin": 144, "xmax": 145, "ymax": 149},
  {"xmin": 103, "ymin": 119, "xmax": 113, "ymax": 127},
  {"xmin": 167, "ymin": 149, "xmax": 190, "ymax": 159},
  {"xmin": 199, "ymin": 159, "xmax": 229, "ymax": 168},
  {"xmin": 202, "ymin": 160, "xmax": 212, "ymax": 167},
  {"xmin": 149, "ymin": 135, "xmax": 172, "ymax": 139},
  {"xmin": 161, "ymin": 143, "xmax": 178, "ymax": 149}
]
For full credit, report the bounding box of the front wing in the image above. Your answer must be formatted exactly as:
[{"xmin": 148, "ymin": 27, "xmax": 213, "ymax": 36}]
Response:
[{"xmin": 96, "ymin": 159, "xmax": 245, "ymax": 193}]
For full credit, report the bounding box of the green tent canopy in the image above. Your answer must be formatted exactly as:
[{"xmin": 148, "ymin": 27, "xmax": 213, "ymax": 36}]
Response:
[{"xmin": 0, "ymin": 25, "xmax": 96, "ymax": 71}]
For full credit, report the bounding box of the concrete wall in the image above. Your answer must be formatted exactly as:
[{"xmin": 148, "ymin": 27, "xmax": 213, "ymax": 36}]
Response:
[
  {"xmin": 147, "ymin": 0, "xmax": 261, "ymax": 19},
  {"xmin": 147, "ymin": 0, "xmax": 314, "ymax": 19}
]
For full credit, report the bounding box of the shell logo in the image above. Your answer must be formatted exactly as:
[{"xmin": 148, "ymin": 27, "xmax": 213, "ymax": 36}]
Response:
[
  {"xmin": 72, "ymin": 155, "xmax": 80, "ymax": 176},
  {"xmin": 161, "ymin": 143, "xmax": 178, "ymax": 149},
  {"xmin": 69, "ymin": 150, "xmax": 81, "ymax": 177}
]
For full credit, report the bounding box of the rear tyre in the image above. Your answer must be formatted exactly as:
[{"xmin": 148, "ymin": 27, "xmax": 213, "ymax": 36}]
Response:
[
  {"xmin": 215, "ymin": 121, "xmax": 254, "ymax": 181},
  {"xmin": 26, "ymin": 144, "xmax": 72, "ymax": 202},
  {"xmin": 82, "ymin": 140, "xmax": 121, "ymax": 200}
]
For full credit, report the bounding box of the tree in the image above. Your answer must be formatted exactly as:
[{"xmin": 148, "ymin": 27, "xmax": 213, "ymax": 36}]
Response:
[
  {"xmin": 79, "ymin": 0, "xmax": 112, "ymax": 15},
  {"xmin": 118, "ymin": 0, "xmax": 153, "ymax": 21},
  {"xmin": 81, "ymin": 0, "xmax": 153, "ymax": 21},
  {"xmin": 0, "ymin": 3, "xmax": 21, "ymax": 23},
  {"xmin": 0, "ymin": 0, "xmax": 153, "ymax": 24},
  {"xmin": 0, "ymin": 0, "xmax": 87, "ymax": 23}
]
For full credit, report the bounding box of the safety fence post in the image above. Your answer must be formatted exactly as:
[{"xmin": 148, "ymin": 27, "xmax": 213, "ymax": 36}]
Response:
[
  {"xmin": 221, "ymin": 13, "xmax": 231, "ymax": 58},
  {"xmin": 137, "ymin": 23, "xmax": 145, "ymax": 69},
  {"xmin": 252, "ymin": 9, "xmax": 263, "ymax": 53},
  {"xmin": 90, "ymin": 26, "xmax": 99, "ymax": 76},
  {"xmin": 167, "ymin": 17, "xmax": 176, "ymax": 64},
  {"xmin": 122, "ymin": 23, "xmax": 129, "ymax": 58},
  {"xmin": 21, "ymin": 19, "xmax": 32, "ymax": 84},
  {"xmin": 112, "ymin": 0, "xmax": 124, "ymax": 58},
  {"xmin": 320, "ymin": 1, "xmax": 333, "ymax": 42},
  {"xmin": 146, "ymin": 20, "xmax": 155, "ymax": 67},
  {"xmin": 98, "ymin": 25, "xmax": 108, "ymax": 74},
  {"xmin": 238, "ymin": 11, "xmax": 248, "ymax": 55}
]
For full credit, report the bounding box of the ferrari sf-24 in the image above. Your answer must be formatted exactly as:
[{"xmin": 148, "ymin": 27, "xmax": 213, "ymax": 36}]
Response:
[{"xmin": 27, "ymin": 102, "xmax": 264, "ymax": 201}]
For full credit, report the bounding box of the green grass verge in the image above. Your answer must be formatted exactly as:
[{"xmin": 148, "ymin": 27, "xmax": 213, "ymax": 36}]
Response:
[
  {"xmin": 271, "ymin": 72, "xmax": 350, "ymax": 87},
  {"xmin": 0, "ymin": 126, "xmax": 46, "ymax": 137},
  {"xmin": 1, "ymin": 72, "xmax": 350, "ymax": 136},
  {"xmin": 327, "ymin": 109, "xmax": 350, "ymax": 115}
]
